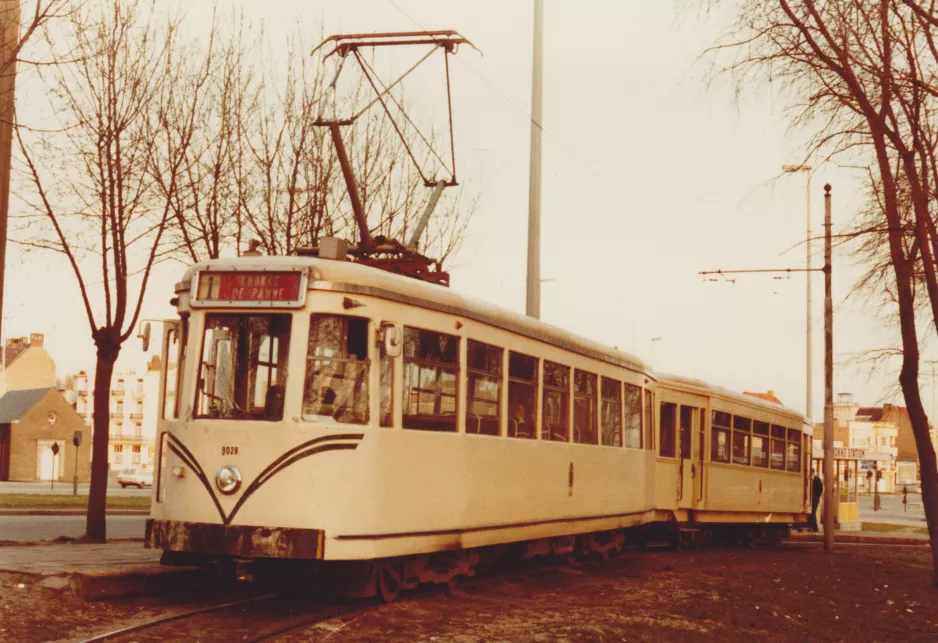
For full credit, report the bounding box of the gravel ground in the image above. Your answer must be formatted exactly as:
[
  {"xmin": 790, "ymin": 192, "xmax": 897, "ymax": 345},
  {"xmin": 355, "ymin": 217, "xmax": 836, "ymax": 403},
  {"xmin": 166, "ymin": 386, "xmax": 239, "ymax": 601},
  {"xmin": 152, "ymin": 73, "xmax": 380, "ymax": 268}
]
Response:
[{"xmin": 1, "ymin": 543, "xmax": 936, "ymax": 642}]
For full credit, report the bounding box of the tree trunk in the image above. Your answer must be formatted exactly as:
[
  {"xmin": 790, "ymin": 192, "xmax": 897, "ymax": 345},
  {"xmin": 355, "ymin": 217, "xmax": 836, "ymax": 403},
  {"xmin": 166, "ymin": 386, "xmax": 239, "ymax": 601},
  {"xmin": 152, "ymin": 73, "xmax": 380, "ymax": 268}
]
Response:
[
  {"xmin": 85, "ymin": 334, "xmax": 120, "ymax": 542},
  {"xmin": 901, "ymin": 371, "xmax": 938, "ymax": 587}
]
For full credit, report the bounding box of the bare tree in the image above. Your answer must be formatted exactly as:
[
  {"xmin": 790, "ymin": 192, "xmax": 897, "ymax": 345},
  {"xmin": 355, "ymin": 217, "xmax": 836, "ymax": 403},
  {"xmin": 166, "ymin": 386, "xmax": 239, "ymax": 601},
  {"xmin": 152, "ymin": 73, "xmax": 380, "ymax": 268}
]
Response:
[
  {"xmin": 167, "ymin": 32, "xmax": 477, "ymax": 265},
  {"xmin": 706, "ymin": 0, "xmax": 938, "ymax": 584},
  {"xmin": 14, "ymin": 0, "xmax": 209, "ymax": 541}
]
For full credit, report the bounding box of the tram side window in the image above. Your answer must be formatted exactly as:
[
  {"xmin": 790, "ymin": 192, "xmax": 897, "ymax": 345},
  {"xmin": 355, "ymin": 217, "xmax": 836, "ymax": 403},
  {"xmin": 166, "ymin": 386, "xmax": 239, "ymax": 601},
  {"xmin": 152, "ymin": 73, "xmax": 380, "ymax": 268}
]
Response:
[
  {"xmin": 303, "ymin": 315, "xmax": 370, "ymax": 425},
  {"xmin": 466, "ymin": 340, "xmax": 502, "ymax": 436},
  {"xmin": 659, "ymin": 402, "xmax": 677, "ymax": 458},
  {"xmin": 196, "ymin": 314, "xmax": 292, "ymax": 421},
  {"xmin": 573, "ymin": 370, "xmax": 598, "ymax": 444},
  {"xmin": 601, "ymin": 377, "xmax": 622, "ymax": 447},
  {"xmin": 787, "ymin": 428, "xmax": 802, "ymax": 472},
  {"xmin": 379, "ymin": 325, "xmax": 393, "ymax": 428},
  {"xmin": 752, "ymin": 421, "xmax": 770, "ymax": 468},
  {"xmin": 711, "ymin": 411, "xmax": 731, "ymax": 463},
  {"xmin": 402, "ymin": 327, "xmax": 459, "ymax": 432},
  {"xmin": 644, "ymin": 390, "xmax": 654, "ymax": 450},
  {"xmin": 623, "ymin": 383, "xmax": 642, "ymax": 448},
  {"xmin": 770, "ymin": 424, "xmax": 787, "ymax": 470},
  {"xmin": 732, "ymin": 416, "xmax": 752, "ymax": 466},
  {"xmin": 542, "ymin": 361, "xmax": 570, "ymax": 442},
  {"xmin": 679, "ymin": 406, "xmax": 693, "ymax": 459},
  {"xmin": 508, "ymin": 352, "xmax": 538, "ymax": 439}
]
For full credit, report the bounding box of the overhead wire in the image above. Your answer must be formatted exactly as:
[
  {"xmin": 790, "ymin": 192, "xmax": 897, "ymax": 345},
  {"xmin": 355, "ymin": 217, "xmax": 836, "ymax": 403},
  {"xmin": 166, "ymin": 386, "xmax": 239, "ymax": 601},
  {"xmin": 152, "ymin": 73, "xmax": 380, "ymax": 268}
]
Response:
[{"xmin": 382, "ymin": 0, "xmax": 620, "ymax": 192}]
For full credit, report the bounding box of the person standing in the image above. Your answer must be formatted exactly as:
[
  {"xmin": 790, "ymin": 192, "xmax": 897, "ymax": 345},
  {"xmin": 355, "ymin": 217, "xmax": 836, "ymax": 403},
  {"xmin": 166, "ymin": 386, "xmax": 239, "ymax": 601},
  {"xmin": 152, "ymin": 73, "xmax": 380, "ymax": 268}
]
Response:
[
  {"xmin": 809, "ymin": 470, "xmax": 823, "ymax": 532},
  {"xmin": 903, "ymin": 485, "xmax": 908, "ymax": 512}
]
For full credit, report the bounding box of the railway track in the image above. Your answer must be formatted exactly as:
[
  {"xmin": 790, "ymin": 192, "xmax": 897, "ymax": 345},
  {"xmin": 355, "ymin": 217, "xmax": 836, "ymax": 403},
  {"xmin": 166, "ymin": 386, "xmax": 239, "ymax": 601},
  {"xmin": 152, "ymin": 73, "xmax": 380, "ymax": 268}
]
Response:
[
  {"xmin": 75, "ymin": 590, "xmax": 377, "ymax": 643},
  {"xmin": 74, "ymin": 536, "xmax": 926, "ymax": 642}
]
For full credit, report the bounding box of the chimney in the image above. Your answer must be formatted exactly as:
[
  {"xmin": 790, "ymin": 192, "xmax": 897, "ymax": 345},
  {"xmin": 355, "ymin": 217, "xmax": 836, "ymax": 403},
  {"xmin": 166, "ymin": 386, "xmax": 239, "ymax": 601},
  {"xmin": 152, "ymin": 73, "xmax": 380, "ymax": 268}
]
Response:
[
  {"xmin": 29, "ymin": 333, "xmax": 43, "ymax": 347},
  {"xmin": 768, "ymin": 390, "xmax": 775, "ymax": 397},
  {"xmin": 837, "ymin": 392, "xmax": 854, "ymax": 406},
  {"xmin": 243, "ymin": 239, "xmax": 263, "ymax": 257}
]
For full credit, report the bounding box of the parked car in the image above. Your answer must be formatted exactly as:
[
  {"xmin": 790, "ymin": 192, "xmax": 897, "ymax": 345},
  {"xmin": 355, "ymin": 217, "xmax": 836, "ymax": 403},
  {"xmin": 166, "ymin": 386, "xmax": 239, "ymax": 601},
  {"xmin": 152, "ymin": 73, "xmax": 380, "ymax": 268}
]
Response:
[{"xmin": 117, "ymin": 467, "xmax": 153, "ymax": 488}]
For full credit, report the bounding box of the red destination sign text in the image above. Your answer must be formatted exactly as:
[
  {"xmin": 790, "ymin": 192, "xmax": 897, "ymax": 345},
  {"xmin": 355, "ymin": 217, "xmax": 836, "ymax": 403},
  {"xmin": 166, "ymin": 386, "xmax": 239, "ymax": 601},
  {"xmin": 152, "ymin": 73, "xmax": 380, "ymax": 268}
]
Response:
[{"xmin": 197, "ymin": 271, "xmax": 302, "ymax": 303}]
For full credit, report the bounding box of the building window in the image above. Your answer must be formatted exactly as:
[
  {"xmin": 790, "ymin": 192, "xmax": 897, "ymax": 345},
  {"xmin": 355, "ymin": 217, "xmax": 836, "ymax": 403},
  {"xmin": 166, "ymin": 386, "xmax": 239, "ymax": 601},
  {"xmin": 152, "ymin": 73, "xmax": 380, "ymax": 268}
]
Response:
[
  {"xmin": 466, "ymin": 340, "xmax": 502, "ymax": 436},
  {"xmin": 508, "ymin": 352, "xmax": 537, "ymax": 439},
  {"xmin": 573, "ymin": 370, "xmax": 598, "ymax": 444},
  {"xmin": 402, "ymin": 327, "xmax": 459, "ymax": 432},
  {"xmin": 304, "ymin": 315, "xmax": 370, "ymax": 425},
  {"xmin": 600, "ymin": 377, "xmax": 622, "ymax": 447},
  {"xmin": 542, "ymin": 361, "xmax": 570, "ymax": 442},
  {"xmin": 112, "ymin": 444, "xmax": 123, "ymax": 465},
  {"xmin": 711, "ymin": 411, "xmax": 731, "ymax": 463},
  {"xmin": 623, "ymin": 383, "xmax": 641, "ymax": 448},
  {"xmin": 733, "ymin": 416, "xmax": 751, "ymax": 466},
  {"xmin": 659, "ymin": 402, "xmax": 677, "ymax": 458},
  {"xmin": 132, "ymin": 445, "xmax": 141, "ymax": 464}
]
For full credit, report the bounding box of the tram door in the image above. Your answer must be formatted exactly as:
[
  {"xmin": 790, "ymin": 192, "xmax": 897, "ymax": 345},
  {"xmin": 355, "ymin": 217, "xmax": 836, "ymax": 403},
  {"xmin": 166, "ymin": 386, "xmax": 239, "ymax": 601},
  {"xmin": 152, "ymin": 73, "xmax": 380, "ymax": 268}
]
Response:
[{"xmin": 677, "ymin": 405, "xmax": 703, "ymax": 510}]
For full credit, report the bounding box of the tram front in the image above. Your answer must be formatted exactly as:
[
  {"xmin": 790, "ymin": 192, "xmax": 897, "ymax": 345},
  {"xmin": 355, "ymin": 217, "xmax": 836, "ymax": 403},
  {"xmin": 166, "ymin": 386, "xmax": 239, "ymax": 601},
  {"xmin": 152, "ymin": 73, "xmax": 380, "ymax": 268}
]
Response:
[{"xmin": 146, "ymin": 258, "xmax": 364, "ymax": 562}]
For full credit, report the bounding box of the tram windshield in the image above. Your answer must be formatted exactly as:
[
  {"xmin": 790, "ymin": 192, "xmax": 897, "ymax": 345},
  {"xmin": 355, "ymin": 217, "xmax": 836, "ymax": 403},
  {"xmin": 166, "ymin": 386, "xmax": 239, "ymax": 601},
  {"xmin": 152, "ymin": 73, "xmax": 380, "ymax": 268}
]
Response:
[{"xmin": 196, "ymin": 313, "xmax": 292, "ymax": 420}]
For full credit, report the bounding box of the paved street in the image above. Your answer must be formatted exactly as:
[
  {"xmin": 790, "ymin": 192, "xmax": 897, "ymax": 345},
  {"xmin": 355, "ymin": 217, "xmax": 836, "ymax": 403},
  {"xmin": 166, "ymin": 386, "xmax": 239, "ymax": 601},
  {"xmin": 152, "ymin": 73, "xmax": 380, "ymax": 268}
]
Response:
[
  {"xmin": 0, "ymin": 478, "xmax": 151, "ymax": 496},
  {"xmin": 858, "ymin": 492, "xmax": 926, "ymax": 525},
  {"xmin": 0, "ymin": 515, "xmax": 146, "ymax": 542}
]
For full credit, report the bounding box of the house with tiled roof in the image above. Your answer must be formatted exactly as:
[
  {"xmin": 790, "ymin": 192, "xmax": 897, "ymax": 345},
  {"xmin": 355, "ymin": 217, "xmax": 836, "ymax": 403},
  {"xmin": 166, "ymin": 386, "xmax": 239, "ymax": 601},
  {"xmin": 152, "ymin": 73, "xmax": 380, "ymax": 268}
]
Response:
[
  {"xmin": 0, "ymin": 387, "xmax": 90, "ymax": 482},
  {"xmin": 743, "ymin": 390, "xmax": 783, "ymax": 405}
]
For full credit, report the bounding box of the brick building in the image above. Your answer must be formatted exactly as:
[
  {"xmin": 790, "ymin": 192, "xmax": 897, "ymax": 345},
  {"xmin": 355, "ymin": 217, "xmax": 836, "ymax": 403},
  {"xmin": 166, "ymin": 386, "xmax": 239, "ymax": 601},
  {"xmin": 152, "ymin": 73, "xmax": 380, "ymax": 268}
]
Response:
[{"xmin": 0, "ymin": 387, "xmax": 91, "ymax": 482}]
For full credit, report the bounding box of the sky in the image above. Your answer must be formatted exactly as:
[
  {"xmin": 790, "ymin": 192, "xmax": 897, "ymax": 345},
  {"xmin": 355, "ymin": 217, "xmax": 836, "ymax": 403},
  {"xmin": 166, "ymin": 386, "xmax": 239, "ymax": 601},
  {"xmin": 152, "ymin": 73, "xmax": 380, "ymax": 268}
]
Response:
[{"xmin": 4, "ymin": 0, "xmax": 923, "ymax": 420}]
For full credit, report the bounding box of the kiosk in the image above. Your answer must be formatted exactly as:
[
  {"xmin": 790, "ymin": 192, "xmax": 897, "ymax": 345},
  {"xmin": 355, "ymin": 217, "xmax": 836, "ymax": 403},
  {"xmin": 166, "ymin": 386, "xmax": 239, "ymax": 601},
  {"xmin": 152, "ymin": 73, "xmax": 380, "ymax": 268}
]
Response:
[{"xmin": 812, "ymin": 446, "xmax": 891, "ymax": 531}]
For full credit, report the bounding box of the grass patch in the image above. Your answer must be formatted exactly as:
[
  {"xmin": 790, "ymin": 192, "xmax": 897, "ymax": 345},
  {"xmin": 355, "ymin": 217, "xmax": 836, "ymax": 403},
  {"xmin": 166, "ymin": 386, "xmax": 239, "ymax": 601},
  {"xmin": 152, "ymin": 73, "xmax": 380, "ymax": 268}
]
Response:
[
  {"xmin": 0, "ymin": 494, "xmax": 151, "ymax": 510},
  {"xmin": 861, "ymin": 521, "xmax": 928, "ymax": 536}
]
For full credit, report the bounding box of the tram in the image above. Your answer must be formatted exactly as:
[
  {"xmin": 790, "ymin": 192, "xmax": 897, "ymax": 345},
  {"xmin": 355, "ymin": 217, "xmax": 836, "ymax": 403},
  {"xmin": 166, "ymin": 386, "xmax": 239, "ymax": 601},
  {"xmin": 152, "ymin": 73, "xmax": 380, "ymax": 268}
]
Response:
[{"xmin": 144, "ymin": 247, "xmax": 812, "ymax": 599}]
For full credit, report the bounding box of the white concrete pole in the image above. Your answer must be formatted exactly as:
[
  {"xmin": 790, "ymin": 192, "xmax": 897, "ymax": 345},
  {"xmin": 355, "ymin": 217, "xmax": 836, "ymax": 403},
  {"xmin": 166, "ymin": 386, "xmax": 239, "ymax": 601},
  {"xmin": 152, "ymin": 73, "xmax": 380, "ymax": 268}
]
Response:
[{"xmin": 526, "ymin": 0, "xmax": 544, "ymax": 319}]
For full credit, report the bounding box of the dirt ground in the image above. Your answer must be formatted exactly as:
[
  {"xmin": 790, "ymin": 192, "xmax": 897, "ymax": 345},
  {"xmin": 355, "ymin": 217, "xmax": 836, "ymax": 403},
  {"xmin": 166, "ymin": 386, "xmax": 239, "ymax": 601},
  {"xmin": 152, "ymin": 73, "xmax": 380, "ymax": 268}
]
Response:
[{"xmin": 2, "ymin": 543, "xmax": 938, "ymax": 642}]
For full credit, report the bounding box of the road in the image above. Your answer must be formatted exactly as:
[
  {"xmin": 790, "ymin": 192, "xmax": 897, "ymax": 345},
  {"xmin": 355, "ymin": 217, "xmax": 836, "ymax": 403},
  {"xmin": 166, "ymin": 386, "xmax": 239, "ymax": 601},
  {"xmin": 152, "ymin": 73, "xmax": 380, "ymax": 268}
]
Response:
[
  {"xmin": 858, "ymin": 491, "xmax": 926, "ymax": 526},
  {"xmin": 0, "ymin": 477, "xmax": 151, "ymax": 497},
  {"xmin": 0, "ymin": 515, "xmax": 146, "ymax": 542}
]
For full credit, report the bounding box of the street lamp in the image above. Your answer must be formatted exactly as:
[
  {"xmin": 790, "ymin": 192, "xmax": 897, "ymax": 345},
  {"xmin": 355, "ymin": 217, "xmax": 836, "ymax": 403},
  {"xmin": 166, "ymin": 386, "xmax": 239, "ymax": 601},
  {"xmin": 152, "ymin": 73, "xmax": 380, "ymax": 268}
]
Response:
[{"xmin": 783, "ymin": 164, "xmax": 813, "ymax": 421}]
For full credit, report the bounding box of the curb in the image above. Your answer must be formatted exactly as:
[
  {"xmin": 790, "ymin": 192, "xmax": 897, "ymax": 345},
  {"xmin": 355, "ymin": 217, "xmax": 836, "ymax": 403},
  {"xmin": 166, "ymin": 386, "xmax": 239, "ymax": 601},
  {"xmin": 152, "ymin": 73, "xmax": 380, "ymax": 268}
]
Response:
[
  {"xmin": 790, "ymin": 533, "xmax": 928, "ymax": 546},
  {"xmin": 0, "ymin": 509, "xmax": 149, "ymax": 516},
  {"xmin": 74, "ymin": 565, "xmax": 205, "ymax": 601}
]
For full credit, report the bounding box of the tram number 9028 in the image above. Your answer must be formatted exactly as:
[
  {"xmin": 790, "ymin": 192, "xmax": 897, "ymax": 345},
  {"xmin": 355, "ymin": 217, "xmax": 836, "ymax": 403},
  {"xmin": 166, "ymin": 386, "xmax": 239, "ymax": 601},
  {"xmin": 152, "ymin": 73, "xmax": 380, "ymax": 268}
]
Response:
[{"xmin": 221, "ymin": 446, "xmax": 239, "ymax": 456}]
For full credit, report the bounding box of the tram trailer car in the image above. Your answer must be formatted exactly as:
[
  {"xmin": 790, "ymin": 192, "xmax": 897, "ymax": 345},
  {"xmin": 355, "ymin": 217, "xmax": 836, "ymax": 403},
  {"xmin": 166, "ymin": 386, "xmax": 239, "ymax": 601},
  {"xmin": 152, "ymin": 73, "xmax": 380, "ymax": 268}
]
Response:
[{"xmin": 145, "ymin": 254, "xmax": 812, "ymax": 597}]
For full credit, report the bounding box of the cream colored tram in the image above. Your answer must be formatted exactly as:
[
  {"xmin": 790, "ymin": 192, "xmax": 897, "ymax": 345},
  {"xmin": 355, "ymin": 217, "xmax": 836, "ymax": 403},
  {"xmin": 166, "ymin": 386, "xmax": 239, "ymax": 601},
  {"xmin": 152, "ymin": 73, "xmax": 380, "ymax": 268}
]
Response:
[
  {"xmin": 147, "ymin": 255, "xmax": 660, "ymax": 567},
  {"xmin": 655, "ymin": 375, "xmax": 811, "ymax": 539},
  {"xmin": 145, "ymin": 254, "xmax": 809, "ymax": 596}
]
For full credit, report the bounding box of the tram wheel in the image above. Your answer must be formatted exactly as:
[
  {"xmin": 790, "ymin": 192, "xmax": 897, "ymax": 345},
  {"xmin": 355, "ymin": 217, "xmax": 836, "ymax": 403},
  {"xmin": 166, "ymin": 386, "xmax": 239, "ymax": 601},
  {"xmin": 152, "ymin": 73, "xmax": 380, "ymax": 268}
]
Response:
[{"xmin": 377, "ymin": 563, "xmax": 402, "ymax": 603}]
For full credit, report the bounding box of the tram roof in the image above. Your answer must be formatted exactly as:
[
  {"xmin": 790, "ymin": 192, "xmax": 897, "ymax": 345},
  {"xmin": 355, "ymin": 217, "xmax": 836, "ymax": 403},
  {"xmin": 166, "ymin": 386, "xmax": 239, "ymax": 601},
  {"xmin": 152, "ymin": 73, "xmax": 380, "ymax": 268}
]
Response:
[
  {"xmin": 656, "ymin": 373, "xmax": 808, "ymax": 427},
  {"xmin": 179, "ymin": 256, "xmax": 653, "ymax": 377}
]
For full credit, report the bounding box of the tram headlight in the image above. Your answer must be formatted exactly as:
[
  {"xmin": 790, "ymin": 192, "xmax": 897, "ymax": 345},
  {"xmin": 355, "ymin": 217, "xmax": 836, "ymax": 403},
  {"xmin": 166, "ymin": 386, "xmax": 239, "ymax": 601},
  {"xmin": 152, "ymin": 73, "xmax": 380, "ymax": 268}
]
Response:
[{"xmin": 215, "ymin": 465, "xmax": 242, "ymax": 495}]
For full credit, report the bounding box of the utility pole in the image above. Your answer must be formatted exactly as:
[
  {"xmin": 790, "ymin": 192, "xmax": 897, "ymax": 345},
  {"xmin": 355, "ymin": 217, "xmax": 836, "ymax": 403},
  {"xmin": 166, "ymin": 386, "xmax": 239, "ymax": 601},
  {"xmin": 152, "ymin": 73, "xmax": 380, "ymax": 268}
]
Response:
[
  {"xmin": 699, "ymin": 182, "xmax": 835, "ymax": 551},
  {"xmin": 526, "ymin": 0, "xmax": 544, "ymax": 319},
  {"xmin": 783, "ymin": 165, "xmax": 813, "ymax": 421},
  {"xmin": 822, "ymin": 183, "xmax": 834, "ymax": 552},
  {"xmin": 0, "ymin": 1, "xmax": 20, "ymax": 348}
]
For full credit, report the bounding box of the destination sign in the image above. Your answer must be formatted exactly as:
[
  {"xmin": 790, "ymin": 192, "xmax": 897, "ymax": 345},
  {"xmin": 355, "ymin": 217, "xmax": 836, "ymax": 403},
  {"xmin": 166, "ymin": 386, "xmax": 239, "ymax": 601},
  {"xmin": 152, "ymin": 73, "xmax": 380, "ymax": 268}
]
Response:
[{"xmin": 195, "ymin": 271, "xmax": 303, "ymax": 304}]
